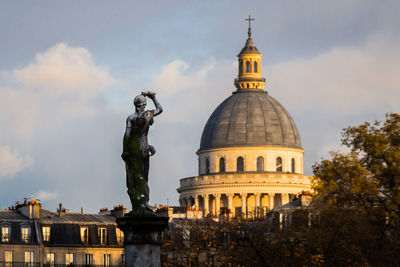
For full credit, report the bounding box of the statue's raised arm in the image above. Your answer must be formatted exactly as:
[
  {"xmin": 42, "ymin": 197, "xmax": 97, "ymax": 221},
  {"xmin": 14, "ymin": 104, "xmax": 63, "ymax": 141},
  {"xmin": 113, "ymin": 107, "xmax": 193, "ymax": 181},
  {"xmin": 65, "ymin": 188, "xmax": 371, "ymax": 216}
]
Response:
[
  {"xmin": 141, "ymin": 91, "xmax": 163, "ymax": 116},
  {"xmin": 122, "ymin": 91, "xmax": 163, "ymax": 216}
]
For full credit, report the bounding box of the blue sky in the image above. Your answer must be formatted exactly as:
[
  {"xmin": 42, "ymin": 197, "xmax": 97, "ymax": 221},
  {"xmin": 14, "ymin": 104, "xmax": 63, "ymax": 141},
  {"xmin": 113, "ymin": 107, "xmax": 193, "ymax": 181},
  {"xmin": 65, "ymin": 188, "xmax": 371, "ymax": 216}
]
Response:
[{"xmin": 0, "ymin": 1, "xmax": 399, "ymax": 212}]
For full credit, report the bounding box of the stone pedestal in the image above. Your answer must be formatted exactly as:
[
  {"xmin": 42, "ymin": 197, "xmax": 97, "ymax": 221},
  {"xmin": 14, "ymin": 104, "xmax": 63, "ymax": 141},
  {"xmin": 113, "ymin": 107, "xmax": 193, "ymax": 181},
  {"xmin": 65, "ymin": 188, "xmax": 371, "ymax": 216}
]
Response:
[{"xmin": 117, "ymin": 215, "xmax": 169, "ymax": 267}]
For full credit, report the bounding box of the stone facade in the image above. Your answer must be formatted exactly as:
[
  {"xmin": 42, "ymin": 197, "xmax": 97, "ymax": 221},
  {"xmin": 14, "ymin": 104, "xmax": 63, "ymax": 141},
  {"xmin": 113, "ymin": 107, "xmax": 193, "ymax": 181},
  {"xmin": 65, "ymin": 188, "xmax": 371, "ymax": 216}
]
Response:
[{"xmin": 0, "ymin": 201, "xmax": 125, "ymax": 266}]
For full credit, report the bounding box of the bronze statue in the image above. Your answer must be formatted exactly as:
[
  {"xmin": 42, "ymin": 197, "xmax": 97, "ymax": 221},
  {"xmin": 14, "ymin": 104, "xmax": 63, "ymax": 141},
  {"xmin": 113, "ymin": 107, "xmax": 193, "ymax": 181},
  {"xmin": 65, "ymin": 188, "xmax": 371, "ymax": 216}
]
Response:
[{"xmin": 122, "ymin": 91, "xmax": 163, "ymax": 215}]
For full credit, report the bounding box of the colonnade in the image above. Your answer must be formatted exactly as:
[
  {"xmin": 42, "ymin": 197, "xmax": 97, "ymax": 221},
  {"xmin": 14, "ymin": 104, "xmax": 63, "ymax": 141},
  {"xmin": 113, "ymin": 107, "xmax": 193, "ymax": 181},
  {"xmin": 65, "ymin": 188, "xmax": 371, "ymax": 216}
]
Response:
[{"xmin": 180, "ymin": 192, "xmax": 292, "ymax": 218}]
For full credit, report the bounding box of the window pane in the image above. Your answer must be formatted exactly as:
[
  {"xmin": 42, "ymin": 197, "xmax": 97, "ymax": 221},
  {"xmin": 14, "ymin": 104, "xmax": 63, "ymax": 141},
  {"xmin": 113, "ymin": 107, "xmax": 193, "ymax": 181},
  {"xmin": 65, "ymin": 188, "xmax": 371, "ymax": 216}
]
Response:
[
  {"xmin": 86, "ymin": 254, "xmax": 93, "ymax": 265},
  {"xmin": 219, "ymin": 158, "xmax": 225, "ymax": 172},
  {"xmin": 291, "ymin": 158, "xmax": 295, "ymax": 173},
  {"xmin": 21, "ymin": 227, "xmax": 30, "ymax": 243},
  {"xmin": 2, "ymin": 227, "xmax": 10, "ymax": 242},
  {"xmin": 5, "ymin": 250, "xmax": 13, "ymax": 267},
  {"xmin": 276, "ymin": 157, "xmax": 282, "ymax": 172},
  {"xmin": 47, "ymin": 253, "xmax": 55, "ymax": 267},
  {"xmin": 25, "ymin": 251, "xmax": 34, "ymax": 266},
  {"xmin": 257, "ymin": 156, "xmax": 264, "ymax": 171},
  {"xmin": 237, "ymin": 157, "xmax": 244, "ymax": 172},
  {"xmin": 42, "ymin": 226, "xmax": 51, "ymax": 242},
  {"xmin": 66, "ymin": 253, "xmax": 74, "ymax": 265},
  {"xmin": 104, "ymin": 254, "xmax": 111, "ymax": 267},
  {"xmin": 116, "ymin": 228, "xmax": 124, "ymax": 244},
  {"xmin": 81, "ymin": 227, "xmax": 89, "ymax": 243},
  {"xmin": 98, "ymin": 228, "xmax": 107, "ymax": 244}
]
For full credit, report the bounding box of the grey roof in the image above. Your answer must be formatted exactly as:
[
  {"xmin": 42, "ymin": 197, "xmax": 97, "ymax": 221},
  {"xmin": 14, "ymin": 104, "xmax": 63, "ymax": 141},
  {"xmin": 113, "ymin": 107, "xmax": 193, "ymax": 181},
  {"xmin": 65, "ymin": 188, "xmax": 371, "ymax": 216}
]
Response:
[
  {"xmin": 199, "ymin": 90, "xmax": 302, "ymax": 151},
  {"xmin": 238, "ymin": 37, "xmax": 260, "ymax": 55}
]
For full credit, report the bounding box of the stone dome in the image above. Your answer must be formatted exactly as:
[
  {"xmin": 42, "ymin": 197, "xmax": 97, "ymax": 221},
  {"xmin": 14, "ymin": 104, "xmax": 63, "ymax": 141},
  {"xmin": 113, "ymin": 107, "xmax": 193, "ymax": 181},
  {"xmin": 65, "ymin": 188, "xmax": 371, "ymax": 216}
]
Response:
[{"xmin": 199, "ymin": 90, "xmax": 302, "ymax": 151}]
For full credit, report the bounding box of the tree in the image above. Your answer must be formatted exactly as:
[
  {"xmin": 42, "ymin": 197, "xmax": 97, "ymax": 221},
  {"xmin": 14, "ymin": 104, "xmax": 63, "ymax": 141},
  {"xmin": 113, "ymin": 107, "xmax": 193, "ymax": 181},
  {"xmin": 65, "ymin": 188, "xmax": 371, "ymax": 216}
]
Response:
[{"xmin": 312, "ymin": 113, "xmax": 400, "ymax": 265}]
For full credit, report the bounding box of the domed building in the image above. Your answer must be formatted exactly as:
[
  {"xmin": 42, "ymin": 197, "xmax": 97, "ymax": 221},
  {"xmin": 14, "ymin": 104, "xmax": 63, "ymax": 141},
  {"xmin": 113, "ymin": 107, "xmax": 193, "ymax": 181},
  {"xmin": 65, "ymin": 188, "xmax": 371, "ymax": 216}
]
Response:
[{"xmin": 177, "ymin": 19, "xmax": 312, "ymax": 217}]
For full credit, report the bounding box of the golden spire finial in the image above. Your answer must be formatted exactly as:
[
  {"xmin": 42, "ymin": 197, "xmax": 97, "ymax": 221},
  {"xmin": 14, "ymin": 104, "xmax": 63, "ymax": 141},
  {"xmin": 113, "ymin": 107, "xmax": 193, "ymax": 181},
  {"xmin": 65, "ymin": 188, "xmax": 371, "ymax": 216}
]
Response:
[{"xmin": 245, "ymin": 14, "xmax": 255, "ymax": 38}]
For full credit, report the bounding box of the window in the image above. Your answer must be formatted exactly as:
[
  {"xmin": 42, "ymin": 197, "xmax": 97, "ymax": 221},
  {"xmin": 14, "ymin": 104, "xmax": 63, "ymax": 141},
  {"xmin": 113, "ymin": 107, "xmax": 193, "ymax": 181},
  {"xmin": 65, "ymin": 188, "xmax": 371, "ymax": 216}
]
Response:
[
  {"xmin": 257, "ymin": 156, "xmax": 264, "ymax": 171},
  {"xmin": 2, "ymin": 226, "xmax": 11, "ymax": 243},
  {"xmin": 21, "ymin": 226, "xmax": 30, "ymax": 243},
  {"xmin": 42, "ymin": 226, "xmax": 51, "ymax": 242},
  {"xmin": 104, "ymin": 254, "xmax": 111, "ymax": 267},
  {"xmin": 116, "ymin": 228, "xmax": 124, "ymax": 244},
  {"xmin": 65, "ymin": 253, "xmax": 74, "ymax": 266},
  {"xmin": 46, "ymin": 253, "xmax": 55, "ymax": 267},
  {"xmin": 205, "ymin": 158, "xmax": 210, "ymax": 174},
  {"xmin": 219, "ymin": 157, "xmax": 225, "ymax": 173},
  {"xmin": 291, "ymin": 158, "xmax": 295, "ymax": 173},
  {"xmin": 85, "ymin": 254, "xmax": 93, "ymax": 266},
  {"xmin": 253, "ymin": 61, "xmax": 258, "ymax": 72},
  {"xmin": 239, "ymin": 59, "xmax": 243, "ymax": 74},
  {"xmin": 5, "ymin": 251, "xmax": 13, "ymax": 267},
  {"xmin": 237, "ymin": 157, "xmax": 244, "ymax": 172},
  {"xmin": 98, "ymin": 227, "xmax": 107, "ymax": 245},
  {"xmin": 25, "ymin": 251, "xmax": 34, "ymax": 267},
  {"xmin": 276, "ymin": 157, "xmax": 283, "ymax": 172},
  {"xmin": 246, "ymin": 61, "xmax": 251, "ymax": 73},
  {"xmin": 80, "ymin": 226, "xmax": 89, "ymax": 243}
]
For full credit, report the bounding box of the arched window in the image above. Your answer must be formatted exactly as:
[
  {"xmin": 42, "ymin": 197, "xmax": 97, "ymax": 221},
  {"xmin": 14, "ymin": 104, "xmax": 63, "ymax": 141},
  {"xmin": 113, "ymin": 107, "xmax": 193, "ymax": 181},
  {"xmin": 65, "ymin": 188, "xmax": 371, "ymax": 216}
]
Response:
[
  {"xmin": 205, "ymin": 158, "xmax": 210, "ymax": 174},
  {"xmin": 276, "ymin": 157, "xmax": 283, "ymax": 172},
  {"xmin": 253, "ymin": 61, "xmax": 258, "ymax": 73},
  {"xmin": 257, "ymin": 156, "xmax": 264, "ymax": 171},
  {"xmin": 291, "ymin": 158, "xmax": 295, "ymax": 173},
  {"xmin": 246, "ymin": 61, "xmax": 251, "ymax": 73},
  {"xmin": 219, "ymin": 157, "xmax": 226, "ymax": 173},
  {"xmin": 239, "ymin": 60, "xmax": 243, "ymax": 75},
  {"xmin": 237, "ymin": 157, "xmax": 244, "ymax": 172}
]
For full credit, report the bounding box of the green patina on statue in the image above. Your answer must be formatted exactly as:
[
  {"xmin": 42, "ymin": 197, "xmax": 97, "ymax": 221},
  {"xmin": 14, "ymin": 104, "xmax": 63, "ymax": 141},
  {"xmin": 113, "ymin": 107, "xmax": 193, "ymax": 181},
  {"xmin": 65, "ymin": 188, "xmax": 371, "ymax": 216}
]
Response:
[{"xmin": 122, "ymin": 91, "xmax": 163, "ymax": 216}]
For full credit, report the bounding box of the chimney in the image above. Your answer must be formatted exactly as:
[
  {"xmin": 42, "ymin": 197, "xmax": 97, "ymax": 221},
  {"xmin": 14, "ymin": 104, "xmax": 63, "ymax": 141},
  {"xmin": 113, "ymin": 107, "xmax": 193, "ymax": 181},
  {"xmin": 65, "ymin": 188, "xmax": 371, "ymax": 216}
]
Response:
[
  {"xmin": 111, "ymin": 205, "xmax": 126, "ymax": 218},
  {"xmin": 19, "ymin": 200, "xmax": 41, "ymax": 219}
]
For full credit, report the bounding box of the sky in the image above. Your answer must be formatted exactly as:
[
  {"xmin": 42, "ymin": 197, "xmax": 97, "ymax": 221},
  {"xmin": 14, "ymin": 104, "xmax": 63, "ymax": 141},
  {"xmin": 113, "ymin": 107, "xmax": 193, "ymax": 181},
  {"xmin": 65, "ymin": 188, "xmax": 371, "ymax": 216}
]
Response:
[{"xmin": 0, "ymin": 0, "xmax": 399, "ymax": 213}]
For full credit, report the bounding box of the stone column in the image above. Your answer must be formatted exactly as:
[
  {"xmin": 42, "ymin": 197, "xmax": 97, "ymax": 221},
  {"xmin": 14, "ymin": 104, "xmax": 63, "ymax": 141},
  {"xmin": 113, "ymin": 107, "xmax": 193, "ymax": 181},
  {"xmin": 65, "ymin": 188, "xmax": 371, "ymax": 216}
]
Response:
[
  {"xmin": 254, "ymin": 193, "xmax": 260, "ymax": 217},
  {"xmin": 241, "ymin": 193, "xmax": 247, "ymax": 217},
  {"xmin": 203, "ymin": 194, "xmax": 209, "ymax": 216},
  {"xmin": 117, "ymin": 216, "xmax": 169, "ymax": 267},
  {"xmin": 227, "ymin": 193, "xmax": 233, "ymax": 217},
  {"xmin": 194, "ymin": 195, "xmax": 199, "ymax": 208},
  {"xmin": 215, "ymin": 194, "xmax": 221, "ymax": 216},
  {"xmin": 269, "ymin": 193, "xmax": 275, "ymax": 211}
]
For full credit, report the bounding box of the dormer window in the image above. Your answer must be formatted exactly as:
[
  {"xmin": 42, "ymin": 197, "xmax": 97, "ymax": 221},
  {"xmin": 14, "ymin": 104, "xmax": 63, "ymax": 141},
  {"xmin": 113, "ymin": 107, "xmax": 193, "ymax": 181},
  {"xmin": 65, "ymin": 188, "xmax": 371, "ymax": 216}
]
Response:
[
  {"xmin": 116, "ymin": 228, "xmax": 124, "ymax": 244},
  {"xmin": 21, "ymin": 226, "xmax": 30, "ymax": 243},
  {"xmin": 1, "ymin": 226, "xmax": 11, "ymax": 243},
  {"xmin": 42, "ymin": 226, "xmax": 51, "ymax": 242},
  {"xmin": 80, "ymin": 226, "xmax": 89, "ymax": 244},
  {"xmin": 98, "ymin": 227, "xmax": 107, "ymax": 245}
]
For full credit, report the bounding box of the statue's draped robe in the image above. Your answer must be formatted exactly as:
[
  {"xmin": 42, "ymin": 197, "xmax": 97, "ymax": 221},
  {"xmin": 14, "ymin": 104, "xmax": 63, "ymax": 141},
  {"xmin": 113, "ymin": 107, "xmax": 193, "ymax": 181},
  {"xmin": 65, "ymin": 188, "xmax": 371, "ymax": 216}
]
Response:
[{"xmin": 123, "ymin": 110, "xmax": 154, "ymax": 213}]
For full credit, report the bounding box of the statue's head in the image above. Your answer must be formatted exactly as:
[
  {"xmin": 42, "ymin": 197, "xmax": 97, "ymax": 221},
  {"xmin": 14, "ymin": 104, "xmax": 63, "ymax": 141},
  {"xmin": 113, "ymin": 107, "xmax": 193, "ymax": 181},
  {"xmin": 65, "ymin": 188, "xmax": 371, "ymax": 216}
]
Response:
[{"xmin": 134, "ymin": 95, "xmax": 147, "ymax": 112}]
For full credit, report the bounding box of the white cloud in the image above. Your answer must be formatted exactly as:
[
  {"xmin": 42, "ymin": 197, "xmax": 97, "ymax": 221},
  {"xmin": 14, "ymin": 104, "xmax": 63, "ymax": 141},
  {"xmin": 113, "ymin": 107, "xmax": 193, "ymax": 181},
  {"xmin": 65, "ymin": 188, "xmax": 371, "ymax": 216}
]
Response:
[
  {"xmin": 30, "ymin": 190, "xmax": 58, "ymax": 202},
  {"xmin": 13, "ymin": 43, "xmax": 114, "ymax": 98},
  {"xmin": 0, "ymin": 146, "xmax": 33, "ymax": 180},
  {"xmin": 266, "ymin": 34, "xmax": 400, "ymax": 114}
]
